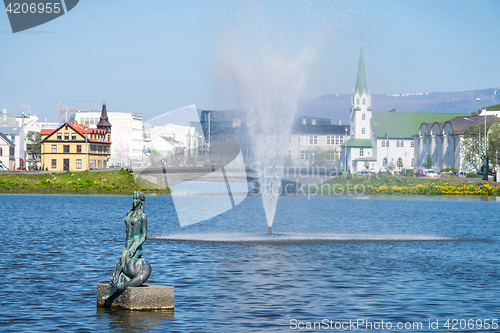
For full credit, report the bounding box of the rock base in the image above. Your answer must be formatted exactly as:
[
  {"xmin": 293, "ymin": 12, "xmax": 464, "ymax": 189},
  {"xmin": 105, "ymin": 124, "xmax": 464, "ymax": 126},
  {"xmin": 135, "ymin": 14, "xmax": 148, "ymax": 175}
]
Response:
[{"xmin": 97, "ymin": 284, "xmax": 174, "ymax": 310}]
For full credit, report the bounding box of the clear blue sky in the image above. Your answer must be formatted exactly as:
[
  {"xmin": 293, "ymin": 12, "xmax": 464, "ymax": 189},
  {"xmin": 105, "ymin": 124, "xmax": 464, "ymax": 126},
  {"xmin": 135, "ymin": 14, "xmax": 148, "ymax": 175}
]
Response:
[{"xmin": 1, "ymin": 0, "xmax": 499, "ymax": 121}]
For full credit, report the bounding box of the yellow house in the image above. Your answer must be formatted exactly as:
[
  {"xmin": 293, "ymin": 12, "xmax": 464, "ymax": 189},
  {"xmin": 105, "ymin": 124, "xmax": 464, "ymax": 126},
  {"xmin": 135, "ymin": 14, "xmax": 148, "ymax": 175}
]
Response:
[{"xmin": 40, "ymin": 122, "xmax": 111, "ymax": 171}]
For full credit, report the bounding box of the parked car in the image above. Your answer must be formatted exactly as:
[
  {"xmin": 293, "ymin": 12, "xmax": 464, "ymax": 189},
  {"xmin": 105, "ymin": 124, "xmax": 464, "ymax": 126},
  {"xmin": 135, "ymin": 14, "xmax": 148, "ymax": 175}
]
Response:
[
  {"xmin": 0, "ymin": 164, "xmax": 8, "ymax": 171},
  {"xmin": 418, "ymin": 169, "xmax": 438, "ymax": 178},
  {"xmin": 357, "ymin": 170, "xmax": 374, "ymax": 176}
]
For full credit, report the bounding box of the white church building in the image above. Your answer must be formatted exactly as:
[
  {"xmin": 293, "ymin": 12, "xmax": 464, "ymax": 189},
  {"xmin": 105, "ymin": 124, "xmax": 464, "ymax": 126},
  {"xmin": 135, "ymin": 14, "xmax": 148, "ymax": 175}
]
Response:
[{"xmin": 342, "ymin": 47, "xmax": 467, "ymax": 174}]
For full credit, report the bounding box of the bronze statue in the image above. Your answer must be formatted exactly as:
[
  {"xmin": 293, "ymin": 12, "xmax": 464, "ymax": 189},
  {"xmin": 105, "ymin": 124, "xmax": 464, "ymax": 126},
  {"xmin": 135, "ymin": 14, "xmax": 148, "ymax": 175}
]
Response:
[{"xmin": 103, "ymin": 191, "xmax": 152, "ymax": 300}]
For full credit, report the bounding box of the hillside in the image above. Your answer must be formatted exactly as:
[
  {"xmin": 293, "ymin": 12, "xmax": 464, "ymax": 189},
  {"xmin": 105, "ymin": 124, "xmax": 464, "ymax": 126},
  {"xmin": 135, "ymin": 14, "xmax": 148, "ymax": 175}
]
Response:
[{"xmin": 298, "ymin": 88, "xmax": 500, "ymax": 124}]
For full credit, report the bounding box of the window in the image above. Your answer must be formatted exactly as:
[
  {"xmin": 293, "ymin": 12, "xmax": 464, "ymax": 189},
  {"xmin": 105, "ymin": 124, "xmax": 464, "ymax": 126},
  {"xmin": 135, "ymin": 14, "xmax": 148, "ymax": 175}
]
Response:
[
  {"xmin": 52, "ymin": 145, "xmax": 57, "ymax": 153},
  {"xmin": 362, "ymin": 98, "xmax": 366, "ymax": 105},
  {"xmin": 312, "ymin": 119, "xmax": 316, "ymax": 125},
  {"xmin": 411, "ymin": 141, "xmax": 415, "ymax": 148},
  {"xmin": 327, "ymin": 136, "xmax": 331, "ymax": 145},
  {"xmin": 63, "ymin": 145, "xmax": 70, "ymax": 153},
  {"xmin": 103, "ymin": 160, "xmax": 107, "ymax": 168},
  {"xmin": 64, "ymin": 133, "xmax": 69, "ymax": 140},
  {"xmin": 411, "ymin": 158, "xmax": 415, "ymax": 168},
  {"xmin": 51, "ymin": 159, "xmax": 56, "ymax": 168},
  {"xmin": 400, "ymin": 141, "xmax": 404, "ymax": 147},
  {"xmin": 362, "ymin": 127, "xmax": 365, "ymax": 134},
  {"xmin": 300, "ymin": 150, "xmax": 305, "ymax": 159},
  {"xmin": 57, "ymin": 133, "xmax": 61, "ymax": 140},
  {"xmin": 397, "ymin": 158, "xmax": 403, "ymax": 168},
  {"xmin": 386, "ymin": 140, "xmax": 389, "ymax": 147},
  {"xmin": 72, "ymin": 133, "xmax": 76, "ymax": 140},
  {"xmin": 309, "ymin": 135, "xmax": 317, "ymax": 145},
  {"xmin": 0, "ymin": 148, "xmax": 2, "ymax": 156},
  {"xmin": 77, "ymin": 145, "xmax": 81, "ymax": 153},
  {"xmin": 362, "ymin": 113, "xmax": 365, "ymax": 120},
  {"xmin": 339, "ymin": 136, "xmax": 344, "ymax": 144},
  {"xmin": 356, "ymin": 98, "xmax": 359, "ymax": 105},
  {"xmin": 383, "ymin": 157, "xmax": 388, "ymax": 167},
  {"xmin": 11, "ymin": 135, "xmax": 15, "ymax": 141},
  {"xmin": 359, "ymin": 148, "xmax": 364, "ymax": 157},
  {"xmin": 76, "ymin": 159, "xmax": 82, "ymax": 169},
  {"xmin": 382, "ymin": 141, "xmax": 385, "ymax": 147},
  {"xmin": 396, "ymin": 141, "xmax": 399, "ymax": 147},
  {"xmin": 302, "ymin": 118, "xmax": 306, "ymax": 125},
  {"xmin": 9, "ymin": 147, "xmax": 14, "ymax": 156},
  {"xmin": 288, "ymin": 150, "xmax": 291, "ymax": 158}
]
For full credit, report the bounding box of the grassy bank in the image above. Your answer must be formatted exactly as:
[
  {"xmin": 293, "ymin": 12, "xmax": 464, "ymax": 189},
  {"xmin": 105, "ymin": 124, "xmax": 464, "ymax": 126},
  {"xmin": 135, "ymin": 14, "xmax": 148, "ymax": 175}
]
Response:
[
  {"xmin": 0, "ymin": 169, "xmax": 169, "ymax": 193},
  {"xmin": 311, "ymin": 174, "xmax": 500, "ymax": 196}
]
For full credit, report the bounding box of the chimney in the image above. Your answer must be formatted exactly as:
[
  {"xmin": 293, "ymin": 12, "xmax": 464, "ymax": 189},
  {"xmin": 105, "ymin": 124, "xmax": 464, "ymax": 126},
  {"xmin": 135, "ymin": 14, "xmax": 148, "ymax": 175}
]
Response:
[
  {"xmin": 85, "ymin": 121, "xmax": 90, "ymax": 128},
  {"xmin": 73, "ymin": 120, "xmax": 78, "ymax": 126},
  {"xmin": 338, "ymin": 120, "xmax": 341, "ymax": 125}
]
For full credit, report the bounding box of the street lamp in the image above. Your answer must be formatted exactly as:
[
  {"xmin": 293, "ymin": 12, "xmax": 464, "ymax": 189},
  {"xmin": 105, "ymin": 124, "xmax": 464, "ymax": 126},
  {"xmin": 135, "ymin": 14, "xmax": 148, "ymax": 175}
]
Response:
[
  {"xmin": 344, "ymin": 126, "xmax": 347, "ymax": 173},
  {"xmin": 85, "ymin": 125, "xmax": 88, "ymax": 170}
]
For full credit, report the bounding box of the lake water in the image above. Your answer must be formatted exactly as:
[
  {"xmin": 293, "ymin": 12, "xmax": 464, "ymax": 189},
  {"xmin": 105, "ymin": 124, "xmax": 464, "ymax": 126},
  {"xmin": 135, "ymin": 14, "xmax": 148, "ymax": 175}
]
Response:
[{"xmin": 1, "ymin": 193, "xmax": 500, "ymax": 332}]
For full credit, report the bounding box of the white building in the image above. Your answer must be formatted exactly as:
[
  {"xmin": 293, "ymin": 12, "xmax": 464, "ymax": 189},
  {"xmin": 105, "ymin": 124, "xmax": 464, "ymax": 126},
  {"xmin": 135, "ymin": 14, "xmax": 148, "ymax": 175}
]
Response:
[
  {"xmin": 0, "ymin": 133, "xmax": 15, "ymax": 169},
  {"xmin": 71, "ymin": 108, "xmax": 143, "ymax": 166},
  {"xmin": 287, "ymin": 124, "xmax": 349, "ymax": 168},
  {"xmin": 144, "ymin": 123, "xmax": 200, "ymax": 156},
  {"xmin": 0, "ymin": 127, "xmax": 26, "ymax": 169},
  {"xmin": 342, "ymin": 47, "xmax": 468, "ymax": 174},
  {"xmin": 414, "ymin": 115, "xmax": 499, "ymax": 173}
]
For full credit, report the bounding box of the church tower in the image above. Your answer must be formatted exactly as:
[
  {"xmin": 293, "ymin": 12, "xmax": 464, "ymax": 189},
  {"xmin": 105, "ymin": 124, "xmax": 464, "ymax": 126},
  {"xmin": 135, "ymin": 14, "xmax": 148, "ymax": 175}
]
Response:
[
  {"xmin": 342, "ymin": 45, "xmax": 375, "ymax": 174},
  {"xmin": 350, "ymin": 47, "xmax": 372, "ymax": 140},
  {"xmin": 96, "ymin": 103, "xmax": 112, "ymax": 134}
]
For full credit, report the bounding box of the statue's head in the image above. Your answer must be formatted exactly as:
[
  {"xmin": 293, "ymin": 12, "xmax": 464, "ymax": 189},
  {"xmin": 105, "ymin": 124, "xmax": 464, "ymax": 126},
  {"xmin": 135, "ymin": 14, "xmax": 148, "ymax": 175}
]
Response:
[{"xmin": 133, "ymin": 191, "xmax": 145, "ymax": 208}]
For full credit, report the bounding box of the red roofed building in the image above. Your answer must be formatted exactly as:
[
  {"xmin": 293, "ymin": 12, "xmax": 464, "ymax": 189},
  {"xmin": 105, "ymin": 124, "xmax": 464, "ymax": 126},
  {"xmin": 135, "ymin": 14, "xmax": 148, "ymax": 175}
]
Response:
[{"xmin": 40, "ymin": 121, "xmax": 111, "ymax": 171}]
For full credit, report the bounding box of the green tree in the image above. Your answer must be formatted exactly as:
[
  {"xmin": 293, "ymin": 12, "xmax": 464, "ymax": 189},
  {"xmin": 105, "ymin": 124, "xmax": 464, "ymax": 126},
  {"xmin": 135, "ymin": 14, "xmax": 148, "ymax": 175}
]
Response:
[
  {"xmin": 463, "ymin": 121, "xmax": 497, "ymax": 172},
  {"xmin": 424, "ymin": 154, "xmax": 433, "ymax": 169},
  {"xmin": 26, "ymin": 131, "xmax": 41, "ymax": 160},
  {"xmin": 486, "ymin": 121, "xmax": 500, "ymax": 170}
]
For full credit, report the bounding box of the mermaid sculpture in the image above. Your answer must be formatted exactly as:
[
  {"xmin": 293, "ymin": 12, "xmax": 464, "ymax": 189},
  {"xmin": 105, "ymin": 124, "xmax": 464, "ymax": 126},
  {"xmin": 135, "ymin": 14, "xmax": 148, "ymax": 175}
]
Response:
[{"xmin": 103, "ymin": 191, "xmax": 152, "ymax": 300}]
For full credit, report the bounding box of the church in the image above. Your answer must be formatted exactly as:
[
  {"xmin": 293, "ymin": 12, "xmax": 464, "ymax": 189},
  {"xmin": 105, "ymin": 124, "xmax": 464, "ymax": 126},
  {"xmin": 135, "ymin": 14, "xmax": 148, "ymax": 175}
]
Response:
[{"xmin": 341, "ymin": 47, "xmax": 466, "ymax": 174}]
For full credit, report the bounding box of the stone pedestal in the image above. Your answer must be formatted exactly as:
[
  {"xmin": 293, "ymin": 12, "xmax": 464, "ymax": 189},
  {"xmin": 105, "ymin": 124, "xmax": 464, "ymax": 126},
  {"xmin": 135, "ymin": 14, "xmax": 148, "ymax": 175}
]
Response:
[{"xmin": 97, "ymin": 284, "xmax": 174, "ymax": 310}]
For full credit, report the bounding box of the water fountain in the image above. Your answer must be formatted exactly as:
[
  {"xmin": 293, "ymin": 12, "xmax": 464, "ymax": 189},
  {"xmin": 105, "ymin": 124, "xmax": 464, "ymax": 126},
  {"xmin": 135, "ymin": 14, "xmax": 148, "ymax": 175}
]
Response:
[{"xmin": 216, "ymin": 9, "xmax": 314, "ymax": 234}]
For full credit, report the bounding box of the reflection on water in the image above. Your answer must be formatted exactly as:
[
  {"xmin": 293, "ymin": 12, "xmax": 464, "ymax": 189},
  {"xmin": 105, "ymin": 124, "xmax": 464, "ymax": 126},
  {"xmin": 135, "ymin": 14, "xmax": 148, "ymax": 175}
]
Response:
[{"xmin": 96, "ymin": 308, "xmax": 174, "ymax": 333}]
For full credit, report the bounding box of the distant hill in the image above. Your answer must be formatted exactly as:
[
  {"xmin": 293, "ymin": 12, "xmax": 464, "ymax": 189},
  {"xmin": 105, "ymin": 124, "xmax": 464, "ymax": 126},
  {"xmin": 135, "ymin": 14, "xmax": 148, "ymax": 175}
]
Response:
[{"xmin": 297, "ymin": 88, "xmax": 500, "ymax": 125}]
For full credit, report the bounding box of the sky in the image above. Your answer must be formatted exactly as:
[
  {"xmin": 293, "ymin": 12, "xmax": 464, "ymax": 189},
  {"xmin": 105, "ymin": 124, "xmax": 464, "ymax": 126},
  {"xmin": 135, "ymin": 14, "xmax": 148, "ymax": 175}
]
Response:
[{"xmin": 1, "ymin": 0, "xmax": 499, "ymax": 122}]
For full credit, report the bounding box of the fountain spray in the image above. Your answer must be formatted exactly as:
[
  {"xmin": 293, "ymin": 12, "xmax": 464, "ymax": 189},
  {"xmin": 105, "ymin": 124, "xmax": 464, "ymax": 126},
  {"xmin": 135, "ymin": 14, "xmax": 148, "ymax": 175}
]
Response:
[{"xmin": 215, "ymin": 3, "xmax": 316, "ymax": 234}]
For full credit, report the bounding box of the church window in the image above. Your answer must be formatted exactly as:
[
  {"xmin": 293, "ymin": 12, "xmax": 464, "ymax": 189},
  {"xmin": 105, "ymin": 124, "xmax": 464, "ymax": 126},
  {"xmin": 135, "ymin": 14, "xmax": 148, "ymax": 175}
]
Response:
[
  {"xmin": 411, "ymin": 141, "xmax": 415, "ymax": 148},
  {"xmin": 396, "ymin": 141, "xmax": 399, "ymax": 147},
  {"xmin": 400, "ymin": 141, "xmax": 404, "ymax": 147},
  {"xmin": 362, "ymin": 98, "xmax": 366, "ymax": 105},
  {"xmin": 356, "ymin": 98, "xmax": 359, "ymax": 105},
  {"xmin": 397, "ymin": 158, "xmax": 403, "ymax": 168},
  {"xmin": 383, "ymin": 158, "xmax": 388, "ymax": 167},
  {"xmin": 382, "ymin": 141, "xmax": 385, "ymax": 148},
  {"xmin": 359, "ymin": 148, "xmax": 364, "ymax": 157},
  {"xmin": 362, "ymin": 127, "xmax": 365, "ymax": 134},
  {"xmin": 362, "ymin": 113, "xmax": 365, "ymax": 120},
  {"xmin": 386, "ymin": 140, "xmax": 389, "ymax": 147}
]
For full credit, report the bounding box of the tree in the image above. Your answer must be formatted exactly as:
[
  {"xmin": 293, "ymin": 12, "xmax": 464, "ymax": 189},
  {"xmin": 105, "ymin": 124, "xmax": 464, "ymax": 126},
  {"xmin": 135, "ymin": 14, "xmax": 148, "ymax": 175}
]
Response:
[
  {"xmin": 462, "ymin": 121, "xmax": 498, "ymax": 172},
  {"xmin": 424, "ymin": 154, "xmax": 433, "ymax": 169},
  {"xmin": 26, "ymin": 131, "xmax": 41, "ymax": 160},
  {"xmin": 486, "ymin": 121, "xmax": 500, "ymax": 170}
]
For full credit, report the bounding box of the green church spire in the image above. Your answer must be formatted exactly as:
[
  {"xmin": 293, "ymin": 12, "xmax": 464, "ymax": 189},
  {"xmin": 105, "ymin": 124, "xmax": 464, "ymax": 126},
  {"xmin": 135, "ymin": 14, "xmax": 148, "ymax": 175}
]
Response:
[{"xmin": 355, "ymin": 47, "xmax": 368, "ymax": 96}]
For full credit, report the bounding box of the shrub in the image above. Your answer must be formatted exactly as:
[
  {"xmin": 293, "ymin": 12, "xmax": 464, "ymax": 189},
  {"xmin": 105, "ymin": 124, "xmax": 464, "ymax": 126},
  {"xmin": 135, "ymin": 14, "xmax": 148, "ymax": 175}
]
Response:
[{"xmin": 466, "ymin": 173, "xmax": 481, "ymax": 178}]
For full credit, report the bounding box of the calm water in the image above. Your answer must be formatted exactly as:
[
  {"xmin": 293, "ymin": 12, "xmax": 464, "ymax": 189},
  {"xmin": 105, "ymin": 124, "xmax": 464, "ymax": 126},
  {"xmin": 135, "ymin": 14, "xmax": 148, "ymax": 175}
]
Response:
[{"xmin": 1, "ymin": 193, "xmax": 500, "ymax": 332}]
